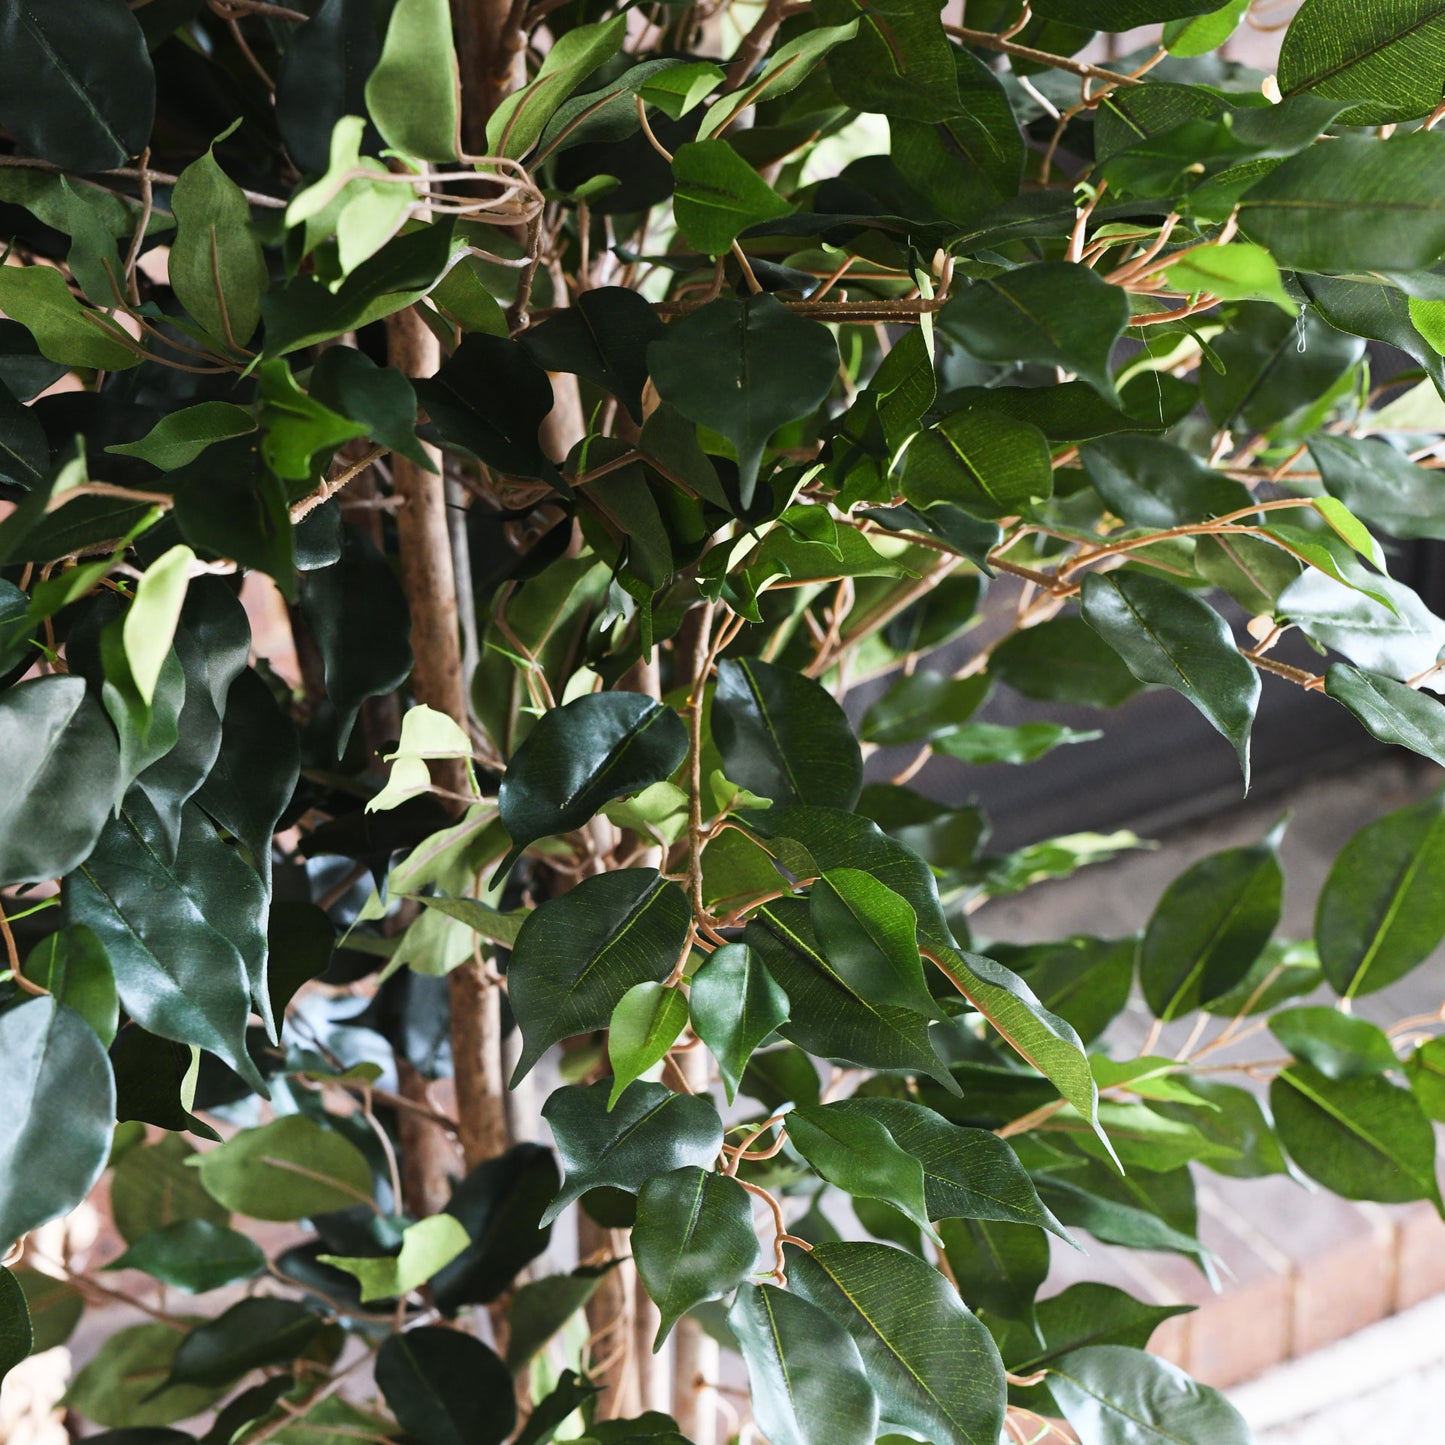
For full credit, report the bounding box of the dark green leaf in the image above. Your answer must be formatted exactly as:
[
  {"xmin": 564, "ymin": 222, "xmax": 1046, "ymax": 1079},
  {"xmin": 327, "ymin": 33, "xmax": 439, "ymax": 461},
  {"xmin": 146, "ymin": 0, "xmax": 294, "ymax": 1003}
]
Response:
[
  {"xmin": 499, "ymin": 693, "xmax": 687, "ymax": 875},
  {"xmin": 1080, "ymin": 570, "xmax": 1260, "ymax": 784},
  {"xmin": 789, "ymin": 1240, "xmax": 1006, "ymax": 1444},
  {"xmin": 1270, "ymin": 1006, "xmax": 1398, "ymax": 1079},
  {"xmin": 810, "ymin": 869, "xmax": 939, "ymax": 1018},
  {"xmin": 194, "ymin": 1115, "xmax": 375, "ymax": 1220},
  {"xmin": 1310, "ymin": 434, "xmax": 1445, "ymax": 541},
  {"xmin": 1316, "ymin": 791, "xmax": 1445, "ymax": 998},
  {"xmin": 1272, "ymin": 1062, "xmax": 1443, "ymax": 1207},
  {"xmin": 730, "ymin": 1284, "xmax": 878, "ymax": 1445},
  {"xmin": 514, "ymin": 1371, "xmax": 600, "ymax": 1445},
  {"xmin": 275, "ymin": 0, "xmax": 379, "ymax": 175},
  {"xmin": 902, "ymin": 408, "xmax": 1053, "ymax": 518},
  {"xmin": 690, "ymin": 943, "xmax": 790, "ymax": 1103},
  {"xmin": 648, "ymin": 295, "xmax": 839, "ymax": 505},
  {"xmin": 310, "ymin": 347, "xmax": 431, "ymax": 470},
  {"xmin": 990, "ymin": 619, "xmax": 1142, "ymax": 709},
  {"xmin": 1081, "ymin": 436, "xmax": 1251, "ymax": 530},
  {"xmin": 0, "ymin": 376, "xmax": 48, "ymax": 490},
  {"xmin": 375, "ymin": 1326, "xmax": 515, "ymax": 1445},
  {"xmin": 107, "ymin": 1221, "xmax": 264, "ymax": 1294},
  {"xmin": 931, "ymin": 721, "xmax": 1100, "ymax": 765},
  {"xmin": 433, "ymin": 1143, "xmax": 559, "ymax": 1313},
  {"xmin": 1031, "ymin": 0, "xmax": 1221, "ymax": 24},
  {"xmin": 0, "ymin": 998, "xmax": 114, "ymax": 1250},
  {"xmin": 508, "ymin": 869, "xmax": 691, "ymax": 1081},
  {"xmin": 989, "ymin": 936, "xmax": 1136, "ymax": 1046},
  {"xmin": 1048, "ymin": 1345, "xmax": 1252, "ymax": 1445},
  {"xmin": 13, "ymin": 1268, "xmax": 83, "ymax": 1354},
  {"xmin": 713, "ymin": 658, "xmax": 862, "ymax": 810},
  {"xmin": 1139, "ymin": 836, "xmax": 1282, "ymax": 1020},
  {"xmin": 862, "ymin": 671, "xmax": 990, "ymax": 746},
  {"xmin": 539, "ymin": 1080, "xmax": 723, "ymax": 1226},
  {"xmin": 520, "ymin": 287, "xmax": 667, "ymax": 424},
  {"xmin": 938, "ymin": 1217, "xmax": 1049, "ymax": 1321},
  {"xmin": 169, "ymin": 1298, "xmax": 321, "ymax": 1388},
  {"xmin": 109, "ymin": 1027, "xmax": 215, "ymax": 1139},
  {"xmin": 506, "ymin": 1273, "xmax": 613, "ymax": 1369},
  {"xmin": 813, "ymin": 0, "xmax": 959, "ymax": 121},
  {"xmin": 0, "ymin": 675, "xmax": 123, "ymax": 886},
  {"xmin": 1279, "ymin": 0, "xmax": 1445, "ymax": 123},
  {"xmin": 0, "ymin": 1265, "xmax": 29, "ymax": 1387},
  {"xmin": 940, "ymin": 264, "xmax": 1129, "ymax": 403},
  {"xmin": 66, "ymin": 794, "xmax": 267, "ymax": 1092},
  {"xmin": 633, "ymin": 1166, "xmax": 758, "ymax": 1344},
  {"xmin": 0, "ymin": 0, "xmax": 154, "ymax": 172},
  {"xmin": 1150, "ymin": 1077, "xmax": 1290, "ymax": 1178}
]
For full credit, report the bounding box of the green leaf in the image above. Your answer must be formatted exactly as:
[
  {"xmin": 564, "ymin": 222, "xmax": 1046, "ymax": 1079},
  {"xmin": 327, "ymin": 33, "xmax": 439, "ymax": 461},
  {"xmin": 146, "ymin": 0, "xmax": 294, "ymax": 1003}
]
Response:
[
  {"xmin": 376, "ymin": 1326, "xmax": 514, "ymax": 1445},
  {"xmin": 833, "ymin": 1097, "xmax": 1067, "ymax": 1237},
  {"xmin": 745, "ymin": 901, "xmax": 954, "ymax": 1090},
  {"xmin": 1081, "ymin": 436, "xmax": 1252, "ymax": 530},
  {"xmin": 1279, "ymin": 0, "xmax": 1445, "ymax": 124},
  {"xmin": 1031, "ymin": 0, "xmax": 1223, "ymax": 25},
  {"xmin": 789, "ymin": 1240, "xmax": 1007, "ymax": 1443},
  {"xmin": 1080, "ymin": 570, "xmax": 1260, "ymax": 785},
  {"xmin": 0, "ymin": 1267, "xmax": 31, "ymax": 1387},
  {"xmin": 1048, "ymin": 1345, "xmax": 1252, "ymax": 1445},
  {"xmin": 1139, "ymin": 835, "xmax": 1282, "ymax": 1021},
  {"xmin": 364, "ymin": 0, "xmax": 459, "ymax": 161},
  {"xmin": 1240, "ymin": 132, "xmax": 1445, "ymax": 272},
  {"xmin": 498, "ymin": 692, "xmax": 687, "ymax": 876},
  {"xmin": 489, "ymin": 14, "xmax": 627, "ymax": 158},
  {"xmin": 713, "ymin": 657, "xmax": 862, "ymax": 810},
  {"xmin": 941, "ymin": 264, "xmax": 1130, "ymax": 403},
  {"xmin": 1326, "ymin": 664, "xmax": 1445, "ymax": 768},
  {"xmin": 991, "ymin": 936, "xmax": 1136, "ymax": 1046},
  {"xmin": 1163, "ymin": 241, "xmax": 1294, "ymax": 312},
  {"xmin": 607, "ymin": 982, "xmax": 689, "ymax": 1107},
  {"xmin": 813, "ymin": 0, "xmax": 959, "ymax": 121},
  {"xmin": 519, "ymin": 287, "xmax": 666, "ymax": 425},
  {"xmin": 902, "ymin": 407, "xmax": 1053, "ymax": 518},
  {"xmin": 633, "ymin": 1166, "xmax": 758, "ymax": 1344},
  {"xmin": 1270, "ymin": 1006, "xmax": 1398, "ymax": 1080},
  {"xmin": 1309, "ymin": 434, "xmax": 1445, "ymax": 541},
  {"xmin": 729, "ymin": 1284, "xmax": 879, "ymax": 1445},
  {"xmin": 810, "ymin": 869, "xmax": 939, "ymax": 1018},
  {"xmin": 515, "ymin": 1371, "xmax": 600, "ymax": 1445},
  {"xmin": 0, "ymin": 998, "xmax": 113, "ymax": 1250},
  {"xmin": 689, "ymin": 943, "xmax": 789, "ymax": 1103},
  {"xmin": 1164, "ymin": 0, "xmax": 1251, "ymax": 54},
  {"xmin": 539, "ymin": 1079, "xmax": 723, "ymax": 1226},
  {"xmin": 12, "ymin": 1268, "xmax": 83, "ymax": 1354},
  {"xmin": 932, "ymin": 721, "xmax": 1101, "ymax": 766},
  {"xmin": 861, "ymin": 671, "xmax": 990, "ymax": 746},
  {"xmin": 319, "ymin": 1214, "xmax": 471, "ymax": 1303},
  {"xmin": 1315, "ymin": 793, "xmax": 1445, "ymax": 998},
  {"xmin": 648, "ymin": 294, "xmax": 838, "ymax": 505},
  {"xmin": 257, "ymin": 359, "xmax": 367, "ymax": 482},
  {"xmin": 1272, "ymin": 1062, "xmax": 1443, "ymax": 1208},
  {"xmin": 170, "ymin": 135, "xmax": 266, "ymax": 349},
  {"xmin": 990, "ymin": 618, "xmax": 1142, "ymax": 709},
  {"xmin": 107, "ymin": 403, "xmax": 256, "ymax": 471},
  {"xmin": 168, "ymin": 1298, "xmax": 322, "ymax": 1389},
  {"xmin": 1282, "ymin": 570, "xmax": 1445, "ymax": 681},
  {"xmin": 1407, "ymin": 1037, "xmax": 1445, "ymax": 1120},
  {"xmin": 106, "ymin": 1220, "xmax": 265, "ymax": 1294},
  {"xmin": 939, "ymin": 1217, "xmax": 1049, "ymax": 1321},
  {"xmin": 23, "ymin": 925, "xmax": 117, "ymax": 1046},
  {"xmin": 672, "ymin": 139, "xmax": 792, "ymax": 255},
  {"xmin": 0, "ymin": 263, "xmax": 140, "ymax": 371},
  {"xmin": 66, "ymin": 794, "xmax": 268, "ymax": 1092},
  {"xmin": 275, "ymin": 0, "xmax": 379, "ymax": 175},
  {"xmin": 111, "ymin": 1135, "xmax": 227, "ymax": 1245},
  {"xmin": 194, "ymin": 1115, "xmax": 375, "ymax": 1220},
  {"xmin": 63, "ymin": 1323, "xmax": 226, "ymax": 1428},
  {"xmin": 123, "ymin": 545, "xmax": 192, "ymax": 708},
  {"xmin": 0, "ymin": 0, "xmax": 154, "ymax": 172},
  {"xmin": 508, "ymin": 869, "xmax": 691, "ymax": 1082},
  {"xmin": 789, "ymin": 1104, "xmax": 938, "ymax": 1243}
]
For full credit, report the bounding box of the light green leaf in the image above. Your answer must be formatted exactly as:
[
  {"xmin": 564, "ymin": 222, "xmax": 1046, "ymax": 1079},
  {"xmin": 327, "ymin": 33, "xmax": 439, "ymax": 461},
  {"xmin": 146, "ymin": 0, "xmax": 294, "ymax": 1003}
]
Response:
[
  {"xmin": 607, "ymin": 982, "xmax": 689, "ymax": 1107},
  {"xmin": 0, "ymin": 264, "xmax": 140, "ymax": 371},
  {"xmin": 365, "ymin": 0, "xmax": 459, "ymax": 161},
  {"xmin": 671, "ymin": 139, "xmax": 792, "ymax": 255},
  {"xmin": 319, "ymin": 1214, "xmax": 471, "ymax": 1302},
  {"xmin": 193, "ymin": 1115, "xmax": 375, "ymax": 1220},
  {"xmin": 124, "ymin": 545, "xmax": 193, "ymax": 707},
  {"xmin": 1162, "ymin": 241, "xmax": 1294, "ymax": 312},
  {"xmin": 107, "ymin": 402, "xmax": 256, "ymax": 471}
]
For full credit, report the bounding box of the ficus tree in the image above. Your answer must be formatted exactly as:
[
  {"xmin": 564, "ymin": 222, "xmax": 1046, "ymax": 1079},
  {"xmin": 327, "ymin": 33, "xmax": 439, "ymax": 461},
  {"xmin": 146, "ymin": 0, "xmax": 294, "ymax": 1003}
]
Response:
[{"xmin": 7, "ymin": 0, "xmax": 1445, "ymax": 1441}]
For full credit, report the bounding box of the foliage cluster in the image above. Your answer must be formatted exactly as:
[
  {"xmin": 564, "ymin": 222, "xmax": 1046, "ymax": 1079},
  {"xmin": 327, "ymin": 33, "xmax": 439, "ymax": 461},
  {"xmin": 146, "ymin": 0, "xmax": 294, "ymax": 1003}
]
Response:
[{"xmin": 6, "ymin": 0, "xmax": 1445, "ymax": 1442}]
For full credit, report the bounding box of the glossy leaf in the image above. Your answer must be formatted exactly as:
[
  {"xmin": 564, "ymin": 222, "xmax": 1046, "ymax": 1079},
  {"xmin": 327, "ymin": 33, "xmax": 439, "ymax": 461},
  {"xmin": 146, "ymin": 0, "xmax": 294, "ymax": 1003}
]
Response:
[
  {"xmin": 810, "ymin": 869, "xmax": 938, "ymax": 1018},
  {"xmin": 194, "ymin": 1115, "xmax": 375, "ymax": 1220},
  {"xmin": 607, "ymin": 982, "xmax": 689, "ymax": 1107},
  {"xmin": 713, "ymin": 658, "xmax": 862, "ymax": 810},
  {"xmin": 1282, "ymin": 570, "xmax": 1445, "ymax": 681},
  {"xmin": 1139, "ymin": 835, "xmax": 1283, "ymax": 1021},
  {"xmin": 498, "ymin": 692, "xmax": 687, "ymax": 874},
  {"xmin": 648, "ymin": 294, "xmax": 839, "ymax": 505},
  {"xmin": 1048, "ymin": 1345, "xmax": 1252, "ymax": 1445},
  {"xmin": 376, "ymin": 1327, "xmax": 515, "ymax": 1445},
  {"xmin": 169, "ymin": 1298, "xmax": 322, "ymax": 1388},
  {"xmin": 861, "ymin": 670, "xmax": 990, "ymax": 746},
  {"xmin": 540, "ymin": 1080, "xmax": 723, "ymax": 1226},
  {"xmin": 689, "ymin": 943, "xmax": 790, "ymax": 1103},
  {"xmin": 730, "ymin": 1284, "xmax": 879, "ymax": 1445},
  {"xmin": 508, "ymin": 868, "xmax": 692, "ymax": 1082},
  {"xmin": 990, "ymin": 618, "xmax": 1142, "ymax": 709},
  {"xmin": 1269, "ymin": 1006, "xmax": 1398, "ymax": 1080},
  {"xmin": 106, "ymin": 1221, "xmax": 265, "ymax": 1294},
  {"xmin": 1080, "ymin": 570, "xmax": 1260, "ymax": 784},
  {"xmin": 633, "ymin": 1166, "xmax": 758, "ymax": 1344},
  {"xmin": 0, "ymin": 998, "xmax": 114, "ymax": 1250},
  {"xmin": 789, "ymin": 1240, "xmax": 1007, "ymax": 1444},
  {"xmin": 1271, "ymin": 1062, "xmax": 1443, "ymax": 1208},
  {"xmin": 902, "ymin": 407, "xmax": 1053, "ymax": 518},
  {"xmin": 0, "ymin": 1268, "xmax": 30, "ymax": 1388}
]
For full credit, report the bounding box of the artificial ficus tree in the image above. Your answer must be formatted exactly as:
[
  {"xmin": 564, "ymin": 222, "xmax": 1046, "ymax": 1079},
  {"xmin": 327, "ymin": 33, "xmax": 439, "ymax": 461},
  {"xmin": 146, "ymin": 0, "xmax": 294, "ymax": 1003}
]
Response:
[{"xmin": 8, "ymin": 0, "xmax": 1445, "ymax": 1441}]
